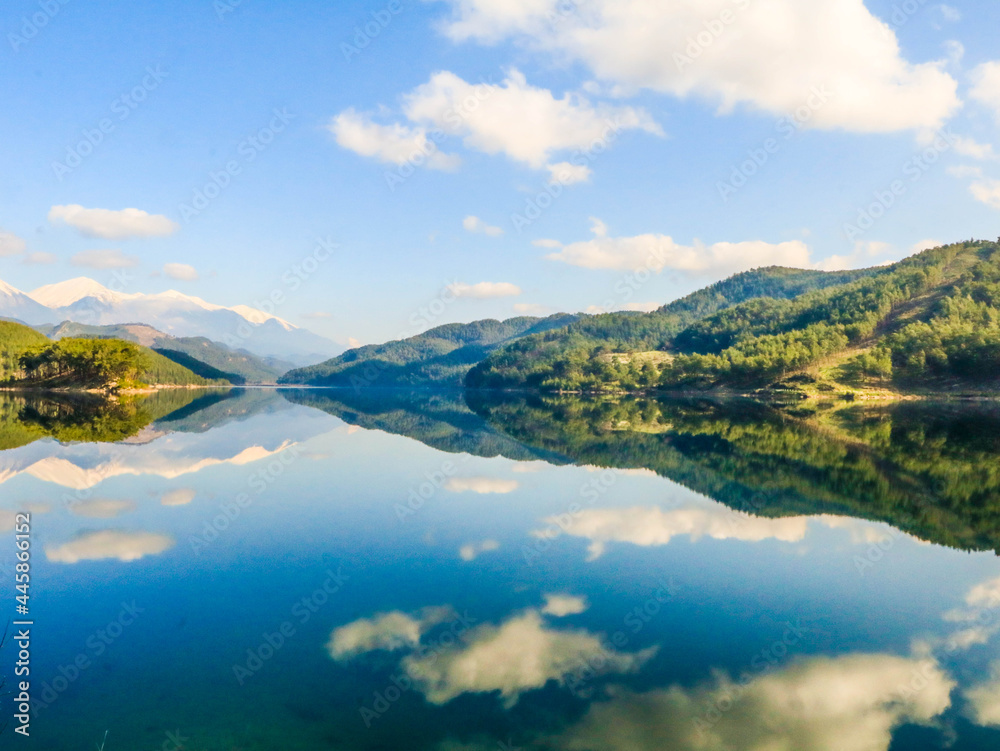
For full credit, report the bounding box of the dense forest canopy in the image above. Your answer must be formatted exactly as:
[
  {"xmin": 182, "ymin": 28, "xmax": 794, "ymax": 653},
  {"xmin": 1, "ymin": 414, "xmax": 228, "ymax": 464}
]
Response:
[
  {"xmin": 468, "ymin": 241, "xmax": 1000, "ymax": 395},
  {"xmin": 279, "ymin": 314, "xmax": 580, "ymax": 387},
  {"xmin": 38, "ymin": 321, "xmax": 289, "ymax": 384},
  {"xmin": 0, "ymin": 321, "xmax": 221, "ymax": 389},
  {"xmin": 7, "ymin": 239, "xmax": 1000, "ymax": 396}
]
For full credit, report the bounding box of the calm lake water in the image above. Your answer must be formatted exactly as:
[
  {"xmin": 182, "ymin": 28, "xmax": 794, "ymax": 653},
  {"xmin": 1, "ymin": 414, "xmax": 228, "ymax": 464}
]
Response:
[{"xmin": 3, "ymin": 388, "xmax": 1000, "ymax": 750}]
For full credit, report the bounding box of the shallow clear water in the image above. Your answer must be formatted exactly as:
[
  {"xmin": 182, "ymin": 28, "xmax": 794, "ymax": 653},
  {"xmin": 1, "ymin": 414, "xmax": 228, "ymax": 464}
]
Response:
[{"xmin": 2, "ymin": 388, "xmax": 1000, "ymax": 750}]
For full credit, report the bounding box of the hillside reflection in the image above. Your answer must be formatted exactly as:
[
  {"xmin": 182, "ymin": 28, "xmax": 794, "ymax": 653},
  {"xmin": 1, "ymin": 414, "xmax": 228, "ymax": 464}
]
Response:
[{"xmin": 283, "ymin": 388, "xmax": 1000, "ymax": 554}]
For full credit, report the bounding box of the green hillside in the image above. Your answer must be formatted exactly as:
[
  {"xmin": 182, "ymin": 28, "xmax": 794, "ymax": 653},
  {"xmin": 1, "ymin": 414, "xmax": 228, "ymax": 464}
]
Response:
[
  {"xmin": 140, "ymin": 346, "xmax": 227, "ymax": 387},
  {"xmin": 278, "ymin": 314, "xmax": 580, "ymax": 387},
  {"xmin": 1, "ymin": 320, "xmax": 224, "ymax": 389},
  {"xmin": 466, "ymin": 265, "xmax": 881, "ymax": 390},
  {"xmin": 39, "ymin": 321, "xmax": 290, "ymax": 384},
  {"xmin": 0, "ymin": 320, "xmax": 51, "ymax": 381},
  {"xmin": 656, "ymin": 240, "xmax": 1000, "ymax": 395}
]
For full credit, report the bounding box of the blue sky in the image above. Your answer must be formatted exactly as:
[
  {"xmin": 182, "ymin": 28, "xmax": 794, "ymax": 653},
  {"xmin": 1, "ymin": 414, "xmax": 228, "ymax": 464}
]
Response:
[{"xmin": 2, "ymin": 0, "xmax": 1000, "ymax": 345}]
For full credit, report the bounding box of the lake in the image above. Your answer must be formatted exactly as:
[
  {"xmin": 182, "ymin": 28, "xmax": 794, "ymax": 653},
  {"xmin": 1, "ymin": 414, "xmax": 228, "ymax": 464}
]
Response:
[{"xmin": 3, "ymin": 388, "xmax": 1000, "ymax": 750}]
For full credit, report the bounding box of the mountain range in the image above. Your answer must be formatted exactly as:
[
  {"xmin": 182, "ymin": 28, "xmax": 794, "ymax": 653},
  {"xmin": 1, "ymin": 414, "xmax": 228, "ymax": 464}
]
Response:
[
  {"xmin": 279, "ymin": 314, "xmax": 580, "ymax": 387},
  {"xmin": 35, "ymin": 321, "xmax": 293, "ymax": 384},
  {"xmin": 281, "ymin": 239, "xmax": 1000, "ymax": 397},
  {"xmin": 467, "ymin": 240, "xmax": 1000, "ymax": 395},
  {"xmin": 0, "ymin": 276, "xmax": 341, "ymax": 365},
  {"xmin": 7, "ymin": 239, "xmax": 999, "ymax": 395}
]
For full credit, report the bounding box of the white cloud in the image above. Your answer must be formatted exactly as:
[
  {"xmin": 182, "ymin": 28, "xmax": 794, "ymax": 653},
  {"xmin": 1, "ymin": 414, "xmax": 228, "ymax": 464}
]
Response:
[
  {"xmin": 532, "ymin": 238, "xmax": 563, "ymax": 249},
  {"xmin": 513, "ymin": 302, "xmax": 554, "ymax": 316},
  {"xmin": 71, "ymin": 499, "xmax": 136, "ymax": 518},
  {"xmin": 953, "ymin": 136, "xmax": 996, "ymax": 160},
  {"xmin": 403, "ymin": 70, "xmax": 661, "ymax": 168},
  {"xmin": 70, "ymin": 249, "xmax": 139, "ymax": 269},
  {"xmin": 49, "ymin": 205, "xmax": 178, "ymax": 240},
  {"xmin": 301, "ymin": 311, "xmax": 334, "ymax": 320},
  {"xmin": 23, "ymin": 252, "xmax": 56, "ymax": 265},
  {"xmin": 584, "ymin": 302, "xmax": 652, "ymax": 314},
  {"xmin": 970, "ymin": 179, "xmax": 1000, "ymax": 210},
  {"xmin": 940, "ymin": 4, "xmax": 961, "ymax": 22},
  {"xmin": 939, "ymin": 575, "xmax": 1000, "ymax": 653},
  {"xmin": 463, "ymin": 215, "xmax": 504, "ymax": 236},
  {"xmin": 944, "ymin": 40, "xmax": 965, "ymax": 67},
  {"xmin": 547, "ymin": 161, "xmax": 592, "ymax": 185},
  {"xmin": 434, "ymin": 0, "xmax": 959, "ymax": 133},
  {"xmin": 555, "ymin": 653, "xmax": 954, "ymax": 751},
  {"xmin": 459, "ymin": 539, "xmax": 500, "ymax": 561},
  {"xmin": 447, "ymin": 282, "xmax": 522, "ymax": 299},
  {"xmin": 624, "ymin": 302, "xmax": 661, "ymax": 312},
  {"xmin": 45, "ymin": 530, "xmax": 175, "ymax": 563},
  {"xmin": 163, "ymin": 262, "xmax": 199, "ymax": 281},
  {"xmin": 971, "ymin": 62, "xmax": 1000, "ymax": 121},
  {"xmin": 332, "ymin": 70, "xmax": 660, "ymax": 176},
  {"xmin": 966, "ymin": 662, "xmax": 1000, "ymax": 727},
  {"xmin": 445, "ymin": 476, "xmax": 519, "ymax": 494},
  {"xmin": 815, "ymin": 516, "xmax": 903, "ymax": 545},
  {"xmin": 947, "ymin": 626, "xmax": 996, "ymax": 651},
  {"xmin": 541, "ymin": 594, "xmax": 588, "ymax": 617},
  {"xmin": 329, "ymin": 108, "xmax": 462, "ymax": 170},
  {"xmin": 160, "ymin": 488, "xmax": 196, "ymax": 506},
  {"xmin": 535, "ymin": 504, "xmax": 811, "ymax": 560},
  {"xmin": 0, "ymin": 511, "xmax": 16, "ymax": 532},
  {"xmin": 964, "ymin": 575, "xmax": 1000, "ymax": 609},
  {"xmin": 948, "ymin": 165, "xmax": 983, "ymax": 178},
  {"xmin": 0, "ymin": 230, "xmax": 26, "ymax": 257},
  {"xmin": 910, "ymin": 239, "xmax": 943, "ymax": 253},
  {"xmin": 815, "ymin": 241, "xmax": 895, "ymax": 271},
  {"xmin": 402, "ymin": 609, "xmax": 656, "ymax": 706},
  {"xmin": 545, "ymin": 219, "xmax": 811, "ymax": 276},
  {"xmin": 327, "ymin": 606, "xmax": 456, "ymax": 660},
  {"xmin": 511, "ymin": 461, "xmax": 549, "ymax": 473}
]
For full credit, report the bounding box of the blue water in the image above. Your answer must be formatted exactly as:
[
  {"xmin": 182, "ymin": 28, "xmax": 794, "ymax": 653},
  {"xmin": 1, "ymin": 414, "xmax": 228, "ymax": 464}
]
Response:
[{"xmin": 2, "ymin": 389, "xmax": 1000, "ymax": 750}]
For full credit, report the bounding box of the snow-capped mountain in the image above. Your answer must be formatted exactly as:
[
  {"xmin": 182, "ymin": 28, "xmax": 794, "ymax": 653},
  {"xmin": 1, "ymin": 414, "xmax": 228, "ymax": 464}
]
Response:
[
  {"xmin": 30, "ymin": 277, "xmax": 142, "ymax": 308},
  {"xmin": 0, "ymin": 276, "xmax": 341, "ymax": 365},
  {"xmin": 0, "ymin": 278, "xmax": 61, "ymax": 325}
]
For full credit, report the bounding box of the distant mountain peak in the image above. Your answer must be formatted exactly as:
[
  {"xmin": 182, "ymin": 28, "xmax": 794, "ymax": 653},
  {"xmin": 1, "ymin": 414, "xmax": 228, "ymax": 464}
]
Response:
[
  {"xmin": 30, "ymin": 277, "xmax": 139, "ymax": 308},
  {"xmin": 1, "ymin": 274, "xmax": 340, "ymax": 364},
  {"xmin": 230, "ymin": 304, "xmax": 294, "ymax": 330},
  {"xmin": 0, "ymin": 278, "xmax": 28, "ymax": 297}
]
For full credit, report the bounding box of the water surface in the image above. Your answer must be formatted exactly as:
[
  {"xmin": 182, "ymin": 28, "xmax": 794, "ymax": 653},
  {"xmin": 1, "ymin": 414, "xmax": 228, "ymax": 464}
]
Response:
[{"xmin": 2, "ymin": 388, "xmax": 1000, "ymax": 750}]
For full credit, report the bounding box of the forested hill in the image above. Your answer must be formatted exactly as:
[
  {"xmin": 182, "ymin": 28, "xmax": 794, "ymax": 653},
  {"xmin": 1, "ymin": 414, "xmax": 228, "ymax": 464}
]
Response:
[
  {"xmin": 467, "ymin": 240, "xmax": 1000, "ymax": 395},
  {"xmin": 0, "ymin": 320, "xmax": 223, "ymax": 390},
  {"xmin": 278, "ymin": 314, "xmax": 580, "ymax": 387},
  {"xmin": 36, "ymin": 321, "xmax": 291, "ymax": 384},
  {"xmin": 466, "ymin": 264, "xmax": 882, "ymax": 390}
]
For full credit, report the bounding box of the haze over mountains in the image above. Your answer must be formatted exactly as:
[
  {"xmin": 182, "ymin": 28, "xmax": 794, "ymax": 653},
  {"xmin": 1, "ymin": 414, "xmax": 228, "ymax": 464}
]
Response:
[{"xmin": 0, "ymin": 276, "xmax": 341, "ymax": 365}]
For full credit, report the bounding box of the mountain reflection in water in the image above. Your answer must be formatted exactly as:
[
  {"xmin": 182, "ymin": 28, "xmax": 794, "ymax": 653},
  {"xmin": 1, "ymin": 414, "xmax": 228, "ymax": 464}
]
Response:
[{"xmin": 3, "ymin": 387, "xmax": 1000, "ymax": 750}]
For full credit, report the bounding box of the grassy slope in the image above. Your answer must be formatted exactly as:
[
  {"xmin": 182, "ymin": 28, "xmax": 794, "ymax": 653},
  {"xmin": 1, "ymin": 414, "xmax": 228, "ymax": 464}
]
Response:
[{"xmin": 140, "ymin": 348, "xmax": 226, "ymax": 387}]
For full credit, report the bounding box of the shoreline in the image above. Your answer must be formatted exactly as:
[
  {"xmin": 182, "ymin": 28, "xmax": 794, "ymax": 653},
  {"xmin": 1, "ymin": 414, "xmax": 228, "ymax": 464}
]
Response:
[
  {"xmin": 0, "ymin": 383, "xmax": 234, "ymax": 395},
  {"xmin": 4, "ymin": 382, "xmax": 1000, "ymax": 404}
]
